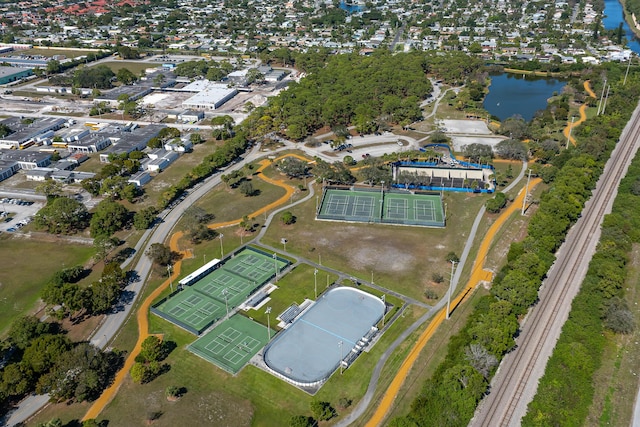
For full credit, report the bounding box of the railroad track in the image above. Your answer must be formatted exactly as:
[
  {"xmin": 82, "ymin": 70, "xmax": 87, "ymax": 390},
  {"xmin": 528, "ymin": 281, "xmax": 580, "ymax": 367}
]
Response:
[{"xmin": 471, "ymin": 103, "xmax": 640, "ymax": 427}]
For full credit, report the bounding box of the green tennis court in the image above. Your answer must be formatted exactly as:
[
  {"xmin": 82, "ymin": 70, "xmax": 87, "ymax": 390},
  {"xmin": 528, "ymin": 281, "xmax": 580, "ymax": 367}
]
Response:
[
  {"xmin": 152, "ymin": 247, "xmax": 289, "ymax": 335},
  {"xmin": 318, "ymin": 188, "xmax": 445, "ymax": 227},
  {"xmin": 188, "ymin": 314, "xmax": 273, "ymax": 374}
]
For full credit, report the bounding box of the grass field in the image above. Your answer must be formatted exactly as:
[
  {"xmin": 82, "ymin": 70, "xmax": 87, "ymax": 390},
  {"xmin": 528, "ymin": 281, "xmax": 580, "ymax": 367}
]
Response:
[
  {"xmin": 10, "ymin": 48, "xmax": 99, "ymax": 59},
  {"xmin": 0, "ymin": 235, "xmax": 95, "ymax": 335},
  {"xmin": 586, "ymin": 244, "xmax": 640, "ymax": 426},
  {"xmin": 99, "ymin": 61, "xmax": 160, "ymax": 75},
  {"xmin": 188, "ymin": 171, "xmax": 289, "ymax": 223},
  {"xmin": 263, "ymin": 185, "xmax": 487, "ymax": 302}
]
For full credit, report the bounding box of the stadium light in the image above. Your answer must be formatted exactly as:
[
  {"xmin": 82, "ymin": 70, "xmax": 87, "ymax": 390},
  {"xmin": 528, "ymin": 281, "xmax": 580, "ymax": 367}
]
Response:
[
  {"xmin": 338, "ymin": 340, "xmax": 344, "ymax": 374},
  {"xmin": 273, "ymin": 253, "xmax": 278, "ymax": 282},
  {"xmin": 314, "ymin": 268, "xmax": 318, "ymax": 299},
  {"xmin": 219, "ymin": 233, "xmax": 224, "ymax": 258},
  {"xmin": 167, "ymin": 264, "xmax": 173, "ymax": 293},
  {"xmin": 446, "ymin": 260, "xmax": 456, "ymax": 319},
  {"xmin": 266, "ymin": 306, "xmax": 272, "ymax": 340},
  {"xmin": 222, "ymin": 289, "xmax": 229, "ymax": 319}
]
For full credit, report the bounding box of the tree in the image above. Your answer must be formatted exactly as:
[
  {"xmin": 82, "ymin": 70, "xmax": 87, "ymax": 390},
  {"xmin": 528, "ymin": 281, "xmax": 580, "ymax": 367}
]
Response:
[
  {"xmin": 0, "ymin": 362, "xmax": 34, "ymax": 398},
  {"xmin": 133, "ymin": 207, "xmax": 158, "ymax": 230},
  {"xmin": 239, "ymin": 181, "xmax": 257, "ymax": 197},
  {"xmin": 289, "ymin": 415, "xmax": 316, "ymax": 427},
  {"xmin": 139, "ymin": 336, "xmax": 163, "ymax": 363},
  {"xmin": 182, "ymin": 206, "xmax": 216, "ymax": 244},
  {"xmin": 116, "ymin": 67, "xmax": 138, "ymax": 85},
  {"xmin": 37, "ymin": 342, "xmax": 122, "ymax": 402},
  {"xmin": 35, "ymin": 180, "xmax": 63, "ymax": 199},
  {"xmin": 495, "ymin": 139, "xmax": 528, "ymax": 160},
  {"xmin": 281, "ymin": 211, "xmax": 296, "ymax": 225},
  {"xmin": 445, "ymin": 252, "xmax": 459, "ymax": 263},
  {"xmin": 278, "ymin": 158, "xmax": 308, "ymax": 178},
  {"xmin": 93, "ymin": 235, "xmax": 120, "ymax": 261},
  {"xmin": 465, "ymin": 343, "xmax": 498, "ymax": 378},
  {"xmin": 146, "ymin": 243, "xmax": 173, "ymax": 266},
  {"xmin": 604, "ymin": 297, "xmax": 635, "ymax": 334},
  {"xmin": 22, "ymin": 334, "xmax": 71, "ymax": 375},
  {"xmin": 246, "ymin": 68, "xmax": 265, "ymax": 84},
  {"xmin": 485, "ymin": 192, "xmax": 507, "ymax": 213},
  {"xmin": 343, "ymin": 155, "xmax": 356, "ymax": 166},
  {"xmin": 34, "ymin": 197, "xmax": 89, "ymax": 234},
  {"xmin": 310, "ymin": 400, "xmax": 335, "ymax": 421},
  {"xmin": 8, "ymin": 316, "xmax": 54, "ymax": 350},
  {"xmin": 90, "ymin": 200, "xmax": 130, "ymax": 238}
]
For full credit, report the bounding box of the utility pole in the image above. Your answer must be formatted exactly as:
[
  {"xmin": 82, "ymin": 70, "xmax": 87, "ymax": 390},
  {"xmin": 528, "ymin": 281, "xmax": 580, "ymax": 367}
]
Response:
[
  {"xmin": 566, "ymin": 116, "xmax": 575, "ymax": 149},
  {"xmin": 602, "ymin": 85, "xmax": 610, "ymax": 115},
  {"xmin": 522, "ymin": 169, "xmax": 532, "ymax": 215},
  {"xmin": 597, "ymin": 78, "xmax": 607, "ymax": 115},
  {"xmin": 624, "ymin": 55, "xmax": 633, "ymax": 85},
  {"xmin": 446, "ymin": 260, "xmax": 456, "ymax": 319}
]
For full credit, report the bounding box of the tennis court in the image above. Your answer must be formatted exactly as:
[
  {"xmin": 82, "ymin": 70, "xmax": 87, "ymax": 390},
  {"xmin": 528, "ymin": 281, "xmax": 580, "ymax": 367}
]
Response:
[
  {"xmin": 152, "ymin": 247, "xmax": 290, "ymax": 335},
  {"xmin": 189, "ymin": 314, "xmax": 273, "ymax": 374},
  {"xmin": 263, "ymin": 287, "xmax": 385, "ymax": 386},
  {"xmin": 318, "ymin": 188, "xmax": 445, "ymax": 227}
]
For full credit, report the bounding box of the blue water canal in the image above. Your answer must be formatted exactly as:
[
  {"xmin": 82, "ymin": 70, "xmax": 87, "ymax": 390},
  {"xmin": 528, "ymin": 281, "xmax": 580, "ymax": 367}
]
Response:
[
  {"xmin": 603, "ymin": 0, "xmax": 640, "ymax": 54},
  {"xmin": 483, "ymin": 73, "xmax": 567, "ymax": 122}
]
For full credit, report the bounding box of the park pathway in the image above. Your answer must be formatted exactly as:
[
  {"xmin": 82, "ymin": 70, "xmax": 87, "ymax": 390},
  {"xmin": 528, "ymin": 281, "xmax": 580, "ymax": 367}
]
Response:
[
  {"xmin": 364, "ymin": 177, "xmax": 541, "ymax": 426},
  {"xmin": 563, "ymin": 80, "xmax": 596, "ymax": 146},
  {"xmin": 82, "ymin": 153, "xmax": 312, "ymax": 421}
]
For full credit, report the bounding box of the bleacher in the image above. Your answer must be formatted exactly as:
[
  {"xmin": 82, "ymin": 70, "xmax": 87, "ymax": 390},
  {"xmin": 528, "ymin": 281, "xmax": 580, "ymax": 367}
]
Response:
[{"xmin": 277, "ymin": 303, "xmax": 301, "ymax": 324}]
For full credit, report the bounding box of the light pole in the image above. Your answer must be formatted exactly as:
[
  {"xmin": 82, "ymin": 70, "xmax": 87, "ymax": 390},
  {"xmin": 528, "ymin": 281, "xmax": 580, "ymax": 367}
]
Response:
[
  {"xmin": 167, "ymin": 264, "xmax": 173, "ymax": 293},
  {"xmin": 219, "ymin": 233, "xmax": 224, "ymax": 258},
  {"xmin": 222, "ymin": 289, "xmax": 229, "ymax": 319},
  {"xmin": 203, "ymin": 253, "xmax": 206, "ymax": 266},
  {"xmin": 273, "ymin": 253, "xmax": 278, "ymax": 282},
  {"xmin": 446, "ymin": 260, "xmax": 456, "ymax": 319},
  {"xmin": 379, "ymin": 180, "xmax": 385, "ymax": 220},
  {"xmin": 266, "ymin": 306, "xmax": 272, "ymax": 340},
  {"xmin": 314, "ymin": 268, "xmax": 318, "ymax": 299},
  {"xmin": 338, "ymin": 340, "xmax": 344, "ymax": 374}
]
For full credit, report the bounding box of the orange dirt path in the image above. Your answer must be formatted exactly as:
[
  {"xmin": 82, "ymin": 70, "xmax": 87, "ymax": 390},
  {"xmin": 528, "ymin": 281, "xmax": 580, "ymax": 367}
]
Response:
[
  {"xmin": 563, "ymin": 80, "xmax": 595, "ymax": 146},
  {"xmin": 82, "ymin": 153, "xmax": 311, "ymax": 421},
  {"xmin": 365, "ymin": 177, "xmax": 542, "ymax": 427}
]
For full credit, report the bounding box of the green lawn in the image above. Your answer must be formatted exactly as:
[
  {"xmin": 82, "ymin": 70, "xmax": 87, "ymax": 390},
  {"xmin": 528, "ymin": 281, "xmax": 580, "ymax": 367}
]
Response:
[
  {"xmin": 99, "ymin": 61, "xmax": 159, "ymax": 75},
  {"xmin": 0, "ymin": 235, "xmax": 95, "ymax": 335},
  {"xmin": 187, "ymin": 174, "xmax": 288, "ymax": 224},
  {"xmin": 262, "ymin": 184, "xmax": 488, "ymax": 302}
]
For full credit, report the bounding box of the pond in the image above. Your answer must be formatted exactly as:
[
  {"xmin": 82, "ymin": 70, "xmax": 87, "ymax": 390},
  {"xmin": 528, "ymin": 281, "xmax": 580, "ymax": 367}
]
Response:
[
  {"xmin": 483, "ymin": 73, "xmax": 567, "ymax": 122},
  {"xmin": 603, "ymin": 0, "xmax": 640, "ymax": 54}
]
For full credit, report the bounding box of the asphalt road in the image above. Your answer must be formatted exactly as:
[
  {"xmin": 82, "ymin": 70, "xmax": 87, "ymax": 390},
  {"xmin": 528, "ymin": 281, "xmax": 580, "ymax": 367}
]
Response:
[{"xmin": 3, "ymin": 143, "xmax": 268, "ymax": 427}]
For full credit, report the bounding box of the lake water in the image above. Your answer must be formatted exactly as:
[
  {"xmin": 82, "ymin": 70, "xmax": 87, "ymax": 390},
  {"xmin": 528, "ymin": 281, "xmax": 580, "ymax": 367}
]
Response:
[
  {"xmin": 339, "ymin": 1, "xmax": 364, "ymax": 13},
  {"xmin": 483, "ymin": 73, "xmax": 567, "ymax": 122},
  {"xmin": 603, "ymin": 0, "xmax": 640, "ymax": 54}
]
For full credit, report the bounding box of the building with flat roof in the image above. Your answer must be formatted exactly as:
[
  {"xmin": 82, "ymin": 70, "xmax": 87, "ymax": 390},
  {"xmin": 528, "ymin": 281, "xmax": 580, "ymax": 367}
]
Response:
[
  {"xmin": 0, "ymin": 117, "xmax": 66, "ymax": 149},
  {"xmin": 98, "ymin": 124, "xmax": 165, "ymax": 162},
  {"xmin": 0, "ymin": 150, "xmax": 51, "ymax": 170},
  {"xmin": 182, "ymin": 84, "xmax": 238, "ymax": 110},
  {"xmin": 0, "ymin": 66, "xmax": 33, "ymax": 85}
]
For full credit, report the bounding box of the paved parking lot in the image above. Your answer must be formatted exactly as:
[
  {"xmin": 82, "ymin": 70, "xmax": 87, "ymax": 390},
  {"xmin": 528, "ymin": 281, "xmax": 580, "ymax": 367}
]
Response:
[{"xmin": 0, "ymin": 198, "xmax": 42, "ymax": 232}]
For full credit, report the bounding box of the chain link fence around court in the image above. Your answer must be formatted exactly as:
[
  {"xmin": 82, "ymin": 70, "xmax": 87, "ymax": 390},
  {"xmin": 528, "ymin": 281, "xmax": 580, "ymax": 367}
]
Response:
[
  {"xmin": 317, "ymin": 187, "xmax": 445, "ymax": 228},
  {"xmin": 151, "ymin": 247, "xmax": 289, "ymax": 335}
]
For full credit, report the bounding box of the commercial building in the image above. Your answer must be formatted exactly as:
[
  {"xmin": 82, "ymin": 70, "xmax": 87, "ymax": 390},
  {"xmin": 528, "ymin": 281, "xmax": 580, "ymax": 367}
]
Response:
[
  {"xmin": 0, "ymin": 117, "xmax": 66, "ymax": 149},
  {"xmin": 182, "ymin": 84, "xmax": 238, "ymax": 110},
  {"xmin": 0, "ymin": 66, "xmax": 33, "ymax": 85}
]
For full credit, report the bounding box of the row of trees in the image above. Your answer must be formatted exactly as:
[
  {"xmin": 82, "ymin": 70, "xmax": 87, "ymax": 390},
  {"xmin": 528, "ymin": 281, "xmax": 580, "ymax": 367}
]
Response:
[
  {"xmin": 522, "ymin": 71, "xmax": 640, "ymax": 425},
  {"xmin": 42, "ymin": 262, "xmax": 128, "ymax": 320},
  {"xmin": 390, "ymin": 68, "xmax": 637, "ymax": 425}
]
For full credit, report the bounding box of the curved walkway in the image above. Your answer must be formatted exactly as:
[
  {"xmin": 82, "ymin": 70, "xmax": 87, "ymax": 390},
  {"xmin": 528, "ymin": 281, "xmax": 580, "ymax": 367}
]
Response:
[
  {"xmin": 82, "ymin": 153, "xmax": 312, "ymax": 421},
  {"xmin": 364, "ymin": 177, "xmax": 542, "ymax": 427},
  {"xmin": 563, "ymin": 80, "xmax": 595, "ymax": 146}
]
